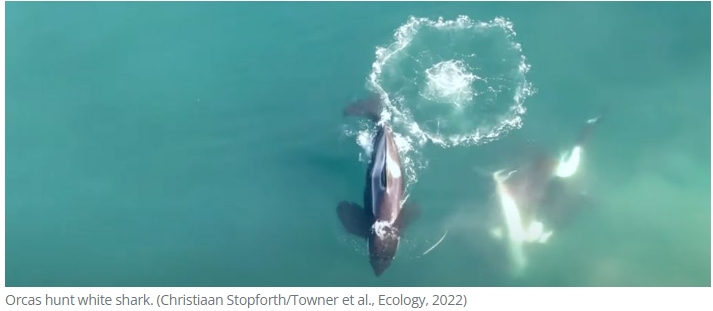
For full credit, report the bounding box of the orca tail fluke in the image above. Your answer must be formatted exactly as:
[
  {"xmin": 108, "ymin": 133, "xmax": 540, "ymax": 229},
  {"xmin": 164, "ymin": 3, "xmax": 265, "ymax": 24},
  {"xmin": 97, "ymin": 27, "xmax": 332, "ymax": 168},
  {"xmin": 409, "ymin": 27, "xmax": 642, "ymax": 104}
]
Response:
[{"xmin": 343, "ymin": 94, "xmax": 383, "ymax": 123}]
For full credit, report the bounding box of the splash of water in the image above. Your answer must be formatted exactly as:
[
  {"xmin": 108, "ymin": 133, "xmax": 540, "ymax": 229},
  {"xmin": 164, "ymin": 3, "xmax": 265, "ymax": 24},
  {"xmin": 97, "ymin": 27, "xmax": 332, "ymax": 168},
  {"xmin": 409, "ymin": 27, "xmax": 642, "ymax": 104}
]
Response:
[
  {"xmin": 423, "ymin": 60, "xmax": 481, "ymax": 108},
  {"xmin": 345, "ymin": 15, "xmax": 535, "ymax": 195}
]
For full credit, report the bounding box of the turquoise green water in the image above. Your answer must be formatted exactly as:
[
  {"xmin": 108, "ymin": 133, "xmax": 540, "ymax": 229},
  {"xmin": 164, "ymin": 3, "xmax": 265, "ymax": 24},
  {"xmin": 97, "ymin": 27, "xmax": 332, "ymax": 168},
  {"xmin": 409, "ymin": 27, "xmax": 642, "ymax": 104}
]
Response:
[{"xmin": 5, "ymin": 1, "xmax": 710, "ymax": 287}]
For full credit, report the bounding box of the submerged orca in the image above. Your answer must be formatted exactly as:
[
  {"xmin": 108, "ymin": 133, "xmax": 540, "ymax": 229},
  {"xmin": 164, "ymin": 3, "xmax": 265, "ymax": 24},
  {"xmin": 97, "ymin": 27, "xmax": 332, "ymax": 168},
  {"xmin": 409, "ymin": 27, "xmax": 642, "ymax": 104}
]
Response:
[
  {"xmin": 489, "ymin": 115, "xmax": 603, "ymax": 273},
  {"xmin": 337, "ymin": 95, "xmax": 421, "ymax": 277}
]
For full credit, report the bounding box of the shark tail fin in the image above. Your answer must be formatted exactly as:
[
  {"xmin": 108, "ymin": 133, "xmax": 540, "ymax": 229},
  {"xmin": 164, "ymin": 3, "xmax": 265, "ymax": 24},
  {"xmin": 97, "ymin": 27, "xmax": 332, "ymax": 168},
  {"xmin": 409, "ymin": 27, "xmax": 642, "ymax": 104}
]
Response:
[
  {"xmin": 576, "ymin": 109, "xmax": 606, "ymax": 147},
  {"xmin": 472, "ymin": 165, "xmax": 495, "ymax": 177},
  {"xmin": 343, "ymin": 94, "xmax": 384, "ymax": 123}
]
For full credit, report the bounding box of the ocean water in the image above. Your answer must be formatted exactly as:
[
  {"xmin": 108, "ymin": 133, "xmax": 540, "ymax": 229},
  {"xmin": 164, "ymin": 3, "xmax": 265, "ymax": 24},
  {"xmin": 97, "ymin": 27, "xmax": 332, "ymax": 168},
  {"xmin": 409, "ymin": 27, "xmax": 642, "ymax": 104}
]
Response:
[{"xmin": 5, "ymin": 1, "xmax": 710, "ymax": 287}]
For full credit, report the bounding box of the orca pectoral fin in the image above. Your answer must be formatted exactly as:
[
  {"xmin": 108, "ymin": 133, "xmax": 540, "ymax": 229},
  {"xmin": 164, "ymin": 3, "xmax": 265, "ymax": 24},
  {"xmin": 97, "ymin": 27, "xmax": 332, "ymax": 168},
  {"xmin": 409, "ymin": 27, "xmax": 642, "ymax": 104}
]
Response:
[
  {"xmin": 396, "ymin": 202, "xmax": 422, "ymax": 232},
  {"xmin": 337, "ymin": 201, "xmax": 371, "ymax": 238}
]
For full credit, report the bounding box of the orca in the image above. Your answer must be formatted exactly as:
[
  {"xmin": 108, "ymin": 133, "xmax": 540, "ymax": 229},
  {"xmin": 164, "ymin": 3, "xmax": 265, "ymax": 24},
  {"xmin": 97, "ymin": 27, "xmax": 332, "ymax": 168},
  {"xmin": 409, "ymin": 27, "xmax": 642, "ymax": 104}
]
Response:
[
  {"xmin": 337, "ymin": 95, "xmax": 421, "ymax": 277},
  {"xmin": 489, "ymin": 115, "xmax": 603, "ymax": 274}
]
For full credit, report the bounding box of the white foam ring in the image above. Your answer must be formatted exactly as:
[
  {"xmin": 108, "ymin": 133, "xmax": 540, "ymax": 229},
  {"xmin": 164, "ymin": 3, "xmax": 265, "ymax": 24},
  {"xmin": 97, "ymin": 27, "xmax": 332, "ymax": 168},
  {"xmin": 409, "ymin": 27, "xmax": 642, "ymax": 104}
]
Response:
[{"xmin": 347, "ymin": 15, "xmax": 534, "ymax": 195}]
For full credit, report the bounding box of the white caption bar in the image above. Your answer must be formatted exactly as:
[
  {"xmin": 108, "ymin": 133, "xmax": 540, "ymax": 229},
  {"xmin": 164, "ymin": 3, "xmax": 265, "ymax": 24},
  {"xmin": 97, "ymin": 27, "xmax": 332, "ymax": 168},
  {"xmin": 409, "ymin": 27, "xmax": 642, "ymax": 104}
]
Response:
[{"xmin": 1, "ymin": 287, "xmax": 711, "ymax": 310}]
